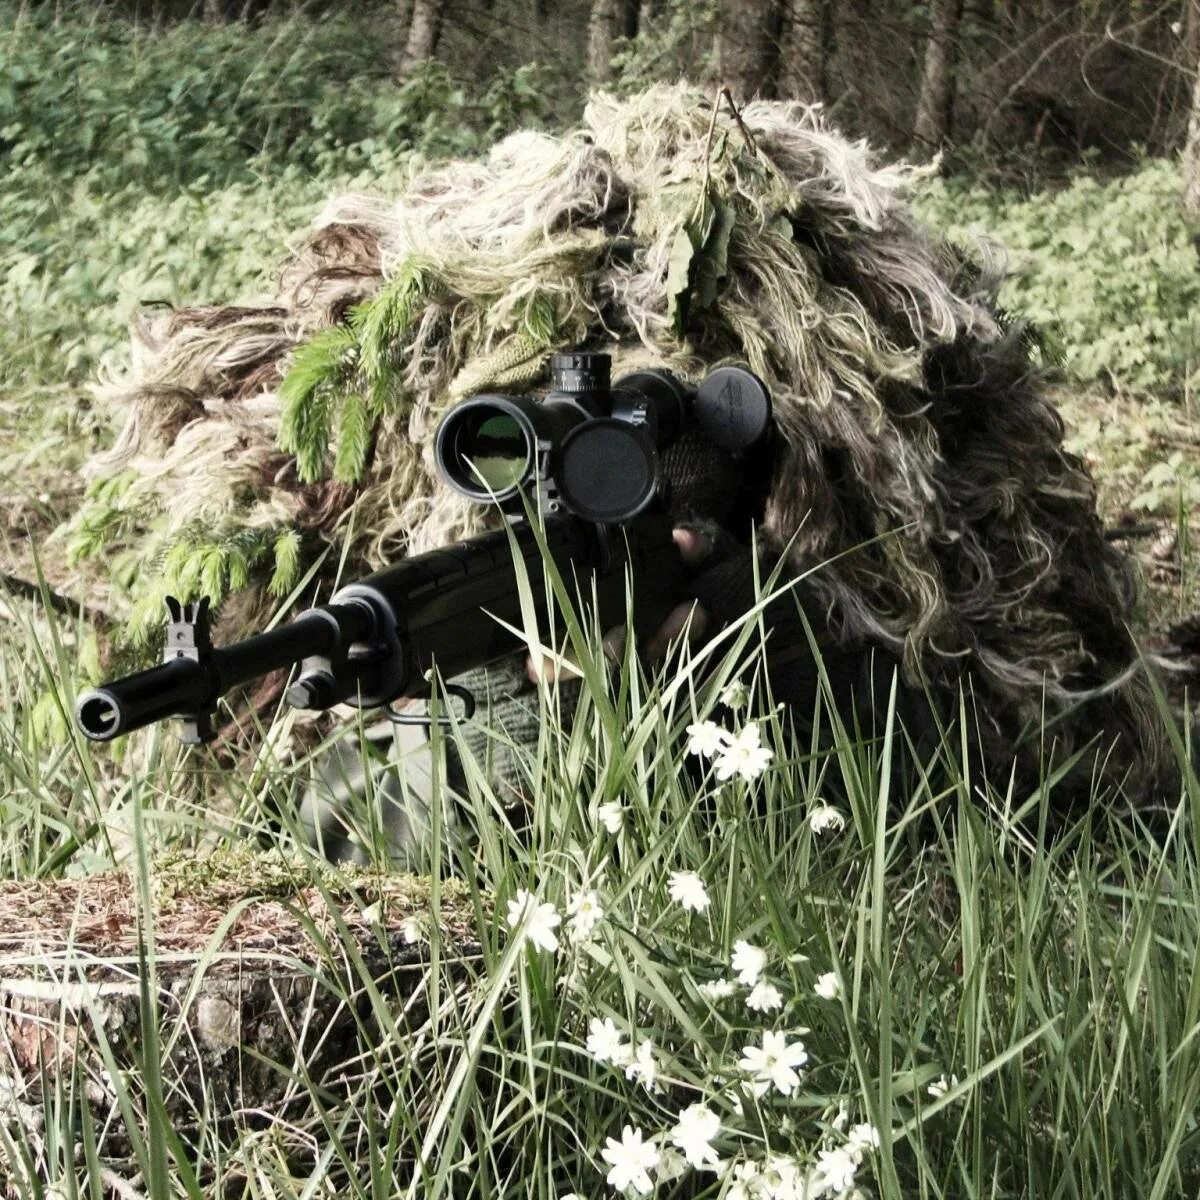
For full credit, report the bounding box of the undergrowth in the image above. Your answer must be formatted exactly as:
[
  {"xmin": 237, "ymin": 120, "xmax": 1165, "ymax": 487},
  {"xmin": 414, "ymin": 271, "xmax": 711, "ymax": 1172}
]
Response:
[
  {"xmin": 0, "ymin": 558, "xmax": 1197, "ymax": 1198},
  {"xmin": 917, "ymin": 160, "xmax": 1200, "ymax": 398},
  {"xmin": 1, "ymin": 15, "xmax": 1199, "ymax": 1194}
]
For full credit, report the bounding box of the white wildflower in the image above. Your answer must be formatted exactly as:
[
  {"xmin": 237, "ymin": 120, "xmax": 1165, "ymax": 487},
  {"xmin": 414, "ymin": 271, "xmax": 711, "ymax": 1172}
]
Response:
[
  {"xmin": 715, "ymin": 722, "xmax": 774, "ymax": 782},
  {"xmin": 624, "ymin": 1038, "xmax": 660, "ymax": 1092},
  {"xmin": 731, "ymin": 939, "xmax": 768, "ymax": 987},
  {"xmin": 567, "ymin": 890, "xmax": 604, "ymax": 941},
  {"xmin": 506, "ymin": 889, "xmax": 561, "ymax": 953},
  {"xmin": 669, "ymin": 1103, "xmax": 721, "ymax": 1169},
  {"xmin": 738, "ymin": 1030, "xmax": 808, "ymax": 1096},
  {"xmin": 597, "ymin": 801, "xmax": 625, "ymax": 833},
  {"xmin": 831, "ymin": 1104, "xmax": 849, "ymax": 1132},
  {"xmin": 725, "ymin": 1160, "xmax": 761, "ymax": 1200},
  {"xmin": 745, "ymin": 980, "xmax": 784, "ymax": 1012},
  {"xmin": 845, "ymin": 1123, "xmax": 880, "ymax": 1156},
  {"xmin": 601, "ymin": 1126, "xmax": 659, "ymax": 1195},
  {"xmin": 697, "ymin": 978, "xmax": 737, "ymax": 1001},
  {"xmin": 809, "ymin": 805, "xmax": 847, "ymax": 834},
  {"xmin": 927, "ymin": 1073, "xmax": 958, "ymax": 1098},
  {"xmin": 814, "ymin": 971, "xmax": 841, "ymax": 1000},
  {"xmin": 586, "ymin": 1017, "xmax": 632, "ymax": 1066},
  {"xmin": 758, "ymin": 1154, "xmax": 803, "ymax": 1200},
  {"xmin": 654, "ymin": 1144, "xmax": 690, "ymax": 1183},
  {"xmin": 686, "ymin": 719, "xmax": 731, "ymax": 759},
  {"xmin": 814, "ymin": 1145, "xmax": 859, "ymax": 1192},
  {"xmin": 668, "ymin": 870, "xmax": 710, "ymax": 913},
  {"xmin": 719, "ymin": 679, "xmax": 750, "ymax": 710}
]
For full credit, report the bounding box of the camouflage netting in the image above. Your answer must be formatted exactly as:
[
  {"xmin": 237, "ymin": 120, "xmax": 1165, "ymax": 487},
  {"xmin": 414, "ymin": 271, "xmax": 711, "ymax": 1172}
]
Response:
[{"xmin": 64, "ymin": 84, "xmax": 1168, "ymax": 800}]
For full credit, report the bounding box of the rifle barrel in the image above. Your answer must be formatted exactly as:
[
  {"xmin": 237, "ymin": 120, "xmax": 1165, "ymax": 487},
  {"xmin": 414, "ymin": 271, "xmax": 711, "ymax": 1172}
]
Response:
[{"xmin": 75, "ymin": 605, "xmax": 370, "ymax": 742}]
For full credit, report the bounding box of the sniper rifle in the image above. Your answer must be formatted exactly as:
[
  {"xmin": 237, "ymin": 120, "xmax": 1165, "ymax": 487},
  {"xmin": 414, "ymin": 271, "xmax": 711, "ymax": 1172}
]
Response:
[{"xmin": 73, "ymin": 352, "xmax": 771, "ymax": 744}]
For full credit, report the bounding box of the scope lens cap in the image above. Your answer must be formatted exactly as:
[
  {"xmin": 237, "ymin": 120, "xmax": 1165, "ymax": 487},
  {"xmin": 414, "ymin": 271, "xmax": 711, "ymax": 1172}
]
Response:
[
  {"xmin": 694, "ymin": 366, "xmax": 772, "ymax": 452},
  {"xmin": 556, "ymin": 419, "xmax": 658, "ymax": 524}
]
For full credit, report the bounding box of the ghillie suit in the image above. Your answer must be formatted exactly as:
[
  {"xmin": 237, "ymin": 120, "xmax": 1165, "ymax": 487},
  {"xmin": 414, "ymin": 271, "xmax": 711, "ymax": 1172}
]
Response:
[{"xmin": 67, "ymin": 85, "xmax": 1169, "ymax": 810}]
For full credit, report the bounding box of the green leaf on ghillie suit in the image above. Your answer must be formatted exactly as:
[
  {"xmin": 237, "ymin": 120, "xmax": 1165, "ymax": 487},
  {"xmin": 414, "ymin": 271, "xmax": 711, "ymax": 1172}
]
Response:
[
  {"xmin": 351, "ymin": 258, "xmax": 436, "ymax": 388},
  {"xmin": 269, "ymin": 529, "xmax": 303, "ymax": 598},
  {"xmin": 666, "ymin": 186, "xmax": 736, "ymax": 337},
  {"xmin": 279, "ymin": 260, "xmax": 437, "ymax": 484},
  {"xmin": 278, "ymin": 325, "xmax": 358, "ymax": 483}
]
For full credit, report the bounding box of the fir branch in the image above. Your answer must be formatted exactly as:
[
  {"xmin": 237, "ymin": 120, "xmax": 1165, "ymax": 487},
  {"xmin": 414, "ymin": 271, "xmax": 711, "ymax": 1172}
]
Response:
[
  {"xmin": 269, "ymin": 529, "xmax": 302, "ymax": 597},
  {"xmin": 278, "ymin": 325, "xmax": 358, "ymax": 480},
  {"xmin": 200, "ymin": 545, "xmax": 228, "ymax": 604},
  {"xmin": 333, "ymin": 393, "xmax": 373, "ymax": 484},
  {"xmin": 367, "ymin": 372, "xmax": 397, "ymax": 419},
  {"xmin": 351, "ymin": 258, "xmax": 435, "ymax": 382},
  {"xmin": 518, "ymin": 291, "xmax": 558, "ymax": 349}
]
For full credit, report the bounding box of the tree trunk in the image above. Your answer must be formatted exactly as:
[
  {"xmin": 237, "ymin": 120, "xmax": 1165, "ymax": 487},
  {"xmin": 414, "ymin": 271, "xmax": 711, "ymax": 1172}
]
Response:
[
  {"xmin": 1184, "ymin": 57, "xmax": 1200, "ymax": 220},
  {"xmin": 912, "ymin": 0, "xmax": 962, "ymax": 151},
  {"xmin": 398, "ymin": 0, "xmax": 445, "ymax": 75},
  {"xmin": 779, "ymin": 0, "xmax": 828, "ymax": 103},
  {"xmin": 619, "ymin": 0, "xmax": 639, "ymax": 40},
  {"xmin": 393, "ymin": 0, "xmax": 415, "ymax": 76},
  {"xmin": 587, "ymin": 0, "xmax": 619, "ymax": 85},
  {"xmin": 717, "ymin": 0, "xmax": 782, "ymax": 101}
]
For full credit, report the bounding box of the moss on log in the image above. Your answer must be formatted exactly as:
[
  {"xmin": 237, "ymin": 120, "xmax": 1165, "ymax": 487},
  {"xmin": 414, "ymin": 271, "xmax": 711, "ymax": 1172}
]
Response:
[{"xmin": 0, "ymin": 850, "xmax": 481, "ymax": 1188}]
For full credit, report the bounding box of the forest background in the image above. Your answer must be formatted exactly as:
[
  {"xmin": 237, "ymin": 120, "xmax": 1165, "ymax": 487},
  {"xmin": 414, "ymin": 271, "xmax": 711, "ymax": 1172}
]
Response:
[{"xmin": 2, "ymin": 0, "xmax": 1200, "ymax": 1197}]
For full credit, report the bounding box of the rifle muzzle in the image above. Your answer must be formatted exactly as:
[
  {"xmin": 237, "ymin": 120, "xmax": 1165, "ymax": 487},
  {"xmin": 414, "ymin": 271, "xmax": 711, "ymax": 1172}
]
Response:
[{"xmin": 75, "ymin": 656, "xmax": 211, "ymax": 742}]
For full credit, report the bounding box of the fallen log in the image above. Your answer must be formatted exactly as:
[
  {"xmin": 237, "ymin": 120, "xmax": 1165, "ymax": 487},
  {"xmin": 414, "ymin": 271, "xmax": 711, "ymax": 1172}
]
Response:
[{"xmin": 0, "ymin": 852, "xmax": 481, "ymax": 1192}]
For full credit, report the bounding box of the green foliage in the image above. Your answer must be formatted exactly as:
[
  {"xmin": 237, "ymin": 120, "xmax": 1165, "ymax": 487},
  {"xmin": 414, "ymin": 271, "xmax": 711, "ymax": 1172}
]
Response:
[
  {"xmin": 276, "ymin": 260, "xmax": 436, "ymax": 485},
  {"xmin": 664, "ymin": 185, "xmax": 736, "ymax": 336},
  {"xmin": 1131, "ymin": 451, "xmax": 1200, "ymax": 515},
  {"xmin": 0, "ymin": 2, "xmax": 556, "ymax": 389},
  {"xmin": 0, "ymin": 4, "xmax": 555, "ymax": 194},
  {"xmin": 0, "ymin": 162, "xmax": 409, "ymax": 389},
  {"xmin": 3, "ymin": 566, "xmax": 1200, "ymax": 1197},
  {"xmin": 917, "ymin": 160, "xmax": 1200, "ymax": 395},
  {"xmin": 278, "ymin": 325, "xmax": 359, "ymax": 482},
  {"xmin": 153, "ymin": 526, "xmax": 275, "ymax": 609},
  {"xmin": 269, "ymin": 528, "xmax": 303, "ymax": 597},
  {"xmin": 352, "ymin": 259, "xmax": 436, "ymax": 386},
  {"xmin": 609, "ymin": 0, "xmax": 719, "ymax": 93}
]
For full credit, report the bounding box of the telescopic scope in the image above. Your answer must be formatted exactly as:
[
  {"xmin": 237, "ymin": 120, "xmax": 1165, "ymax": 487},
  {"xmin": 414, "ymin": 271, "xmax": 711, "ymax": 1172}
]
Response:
[{"xmin": 434, "ymin": 352, "xmax": 703, "ymax": 524}]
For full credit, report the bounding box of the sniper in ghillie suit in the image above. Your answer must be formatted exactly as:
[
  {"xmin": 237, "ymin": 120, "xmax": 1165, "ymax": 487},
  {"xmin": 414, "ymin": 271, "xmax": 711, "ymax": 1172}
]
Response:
[{"xmin": 66, "ymin": 85, "xmax": 1176, "ymax": 834}]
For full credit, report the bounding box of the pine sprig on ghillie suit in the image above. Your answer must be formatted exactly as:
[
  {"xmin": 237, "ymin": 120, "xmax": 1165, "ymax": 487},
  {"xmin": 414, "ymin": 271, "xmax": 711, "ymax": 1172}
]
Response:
[{"xmin": 66, "ymin": 84, "xmax": 1167, "ymax": 802}]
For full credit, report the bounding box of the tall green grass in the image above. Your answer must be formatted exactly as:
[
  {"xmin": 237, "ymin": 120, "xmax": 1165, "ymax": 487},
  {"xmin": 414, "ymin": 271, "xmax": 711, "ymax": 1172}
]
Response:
[{"xmin": 1, "ymin": 546, "xmax": 1198, "ymax": 1198}]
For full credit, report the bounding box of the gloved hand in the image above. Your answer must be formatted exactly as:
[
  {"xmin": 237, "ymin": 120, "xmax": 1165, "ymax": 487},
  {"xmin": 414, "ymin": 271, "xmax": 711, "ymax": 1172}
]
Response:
[
  {"xmin": 652, "ymin": 527, "xmax": 932, "ymax": 748},
  {"xmin": 523, "ymin": 522, "xmax": 725, "ymax": 682}
]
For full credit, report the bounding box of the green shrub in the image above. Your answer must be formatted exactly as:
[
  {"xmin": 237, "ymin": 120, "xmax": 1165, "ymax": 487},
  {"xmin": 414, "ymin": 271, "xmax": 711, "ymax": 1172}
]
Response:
[
  {"xmin": 0, "ymin": 3, "xmax": 555, "ymax": 192},
  {"xmin": 917, "ymin": 160, "xmax": 1200, "ymax": 395}
]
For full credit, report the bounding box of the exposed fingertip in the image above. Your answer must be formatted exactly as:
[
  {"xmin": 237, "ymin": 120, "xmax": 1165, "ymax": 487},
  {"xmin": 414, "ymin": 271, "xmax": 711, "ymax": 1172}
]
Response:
[
  {"xmin": 672, "ymin": 527, "xmax": 711, "ymax": 562},
  {"xmin": 602, "ymin": 627, "xmax": 628, "ymax": 663}
]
